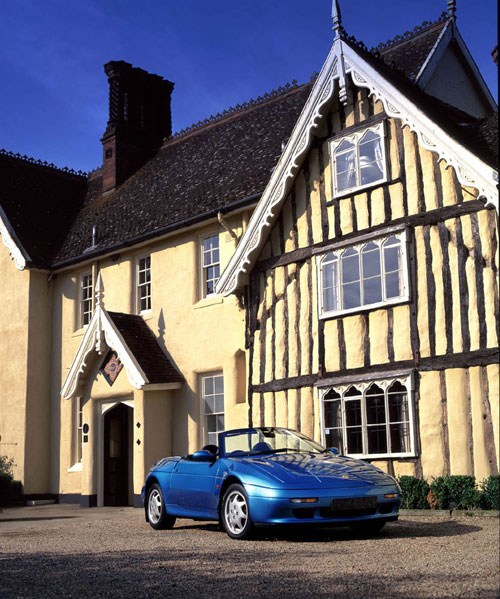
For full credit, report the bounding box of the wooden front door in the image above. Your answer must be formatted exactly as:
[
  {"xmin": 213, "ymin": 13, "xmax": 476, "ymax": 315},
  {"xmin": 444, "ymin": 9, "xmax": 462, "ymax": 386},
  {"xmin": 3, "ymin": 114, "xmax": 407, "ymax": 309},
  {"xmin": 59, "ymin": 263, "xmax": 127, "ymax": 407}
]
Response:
[{"xmin": 103, "ymin": 403, "xmax": 131, "ymax": 506}]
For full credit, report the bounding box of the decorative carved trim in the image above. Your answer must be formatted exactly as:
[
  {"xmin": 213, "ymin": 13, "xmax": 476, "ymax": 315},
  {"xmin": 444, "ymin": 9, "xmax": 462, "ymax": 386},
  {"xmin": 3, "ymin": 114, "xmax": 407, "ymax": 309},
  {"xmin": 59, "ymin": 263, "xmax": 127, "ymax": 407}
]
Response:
[
  {"xmin": 0, "ymin": 211, "xmax": 27, "ymax": 270},
  {"xmin": 342, "ymin": 43, "xmax": 498, "ymax": 210},
  {"xmin": 216, "ymin": 38, "xmax": 498, "ymax": 297},
  {"xmin": 216, "ymin": 45, "xmax": 338, "ymax": 297},
  {"xmin": 61, "ymin": 305, "xmax": 149, "ymax": 399}
]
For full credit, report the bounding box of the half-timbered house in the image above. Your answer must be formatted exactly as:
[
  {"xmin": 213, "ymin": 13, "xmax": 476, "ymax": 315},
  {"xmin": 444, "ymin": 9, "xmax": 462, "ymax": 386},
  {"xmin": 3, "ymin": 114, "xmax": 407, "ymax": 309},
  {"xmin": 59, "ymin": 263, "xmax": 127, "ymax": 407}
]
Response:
[
  {"xmin": 0, "ymin": 3, "xmax": 497, "ymax": 505},
  {"xmin": 217, "ymin": 5, "xmax": 499, "ymax": 480}
]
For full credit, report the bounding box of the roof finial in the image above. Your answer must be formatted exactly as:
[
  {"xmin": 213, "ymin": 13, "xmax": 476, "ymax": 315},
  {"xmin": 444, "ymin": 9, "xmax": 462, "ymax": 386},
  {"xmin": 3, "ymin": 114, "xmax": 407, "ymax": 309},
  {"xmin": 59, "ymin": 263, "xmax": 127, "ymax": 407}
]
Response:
[
  {"xmin": 95, "ymin": 271, "xmax": 104, "ymax": 308},
  {"xmin": 332, "ymin": 0, "xmax": 343, "ymax": 40},
  {"xmin": 447, "ymin": 0, "xmax": 456, "ymax": 20}
]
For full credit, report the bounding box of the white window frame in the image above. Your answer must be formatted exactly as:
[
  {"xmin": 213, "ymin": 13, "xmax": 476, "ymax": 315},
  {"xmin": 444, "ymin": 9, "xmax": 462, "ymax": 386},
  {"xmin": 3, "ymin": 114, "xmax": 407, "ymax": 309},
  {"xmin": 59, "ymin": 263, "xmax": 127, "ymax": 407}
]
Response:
[
  {"xmin": 330, "ymin": 120, "xmax": 388, "ymax": 197},
  {"xmin": 201, "ymin": 372, "xmax": 224, "ymax": 446},
  {"xmin": 136, "ymin": 254, "xmax": 152, "ymax": 314},
  {"xmin": 317, "ymin": 229, "xmax": 409, "ymax": 318},
  {"xmin": 79, "ymin": 272, "xmax": 93, "ymax": 328},
  {"xmin": 319, "ymin": 374, "xmax": 416, "ymax": 459},
  {"xmin": 68, "ymin": 396, "xmax": 83, "ymax": 472},
  {"xmin": 200, "ymin": 233, "xmax": 220, "ymax": 299}
]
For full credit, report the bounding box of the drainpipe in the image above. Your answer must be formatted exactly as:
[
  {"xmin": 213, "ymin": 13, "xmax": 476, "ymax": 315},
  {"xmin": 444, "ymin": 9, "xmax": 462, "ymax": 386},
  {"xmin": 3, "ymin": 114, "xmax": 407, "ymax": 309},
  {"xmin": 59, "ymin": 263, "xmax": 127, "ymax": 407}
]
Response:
[{"xmin": 217, "ymin": 211, "xmax": 238, "ymax": 242}]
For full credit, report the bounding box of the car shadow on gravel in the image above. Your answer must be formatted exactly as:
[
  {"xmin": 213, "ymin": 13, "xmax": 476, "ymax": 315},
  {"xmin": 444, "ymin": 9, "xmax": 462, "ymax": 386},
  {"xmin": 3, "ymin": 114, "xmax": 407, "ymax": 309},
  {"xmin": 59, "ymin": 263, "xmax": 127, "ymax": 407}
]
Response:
[
  {"xmin": 0, "ymin": 516, "xmax": 76, "ymax": 523},
  {"xmin": 0, "ymin": 547, "xmax": 495, "ymax": 599},
  {"xmin": 171, "ymin": 518, "xmax": 482, "ymax": 542}
]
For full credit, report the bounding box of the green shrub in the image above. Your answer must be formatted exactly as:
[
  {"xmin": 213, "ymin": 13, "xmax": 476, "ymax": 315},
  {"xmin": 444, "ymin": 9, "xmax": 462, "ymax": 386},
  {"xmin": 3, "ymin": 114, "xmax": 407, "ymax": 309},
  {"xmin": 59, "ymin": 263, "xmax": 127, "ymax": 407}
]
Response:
[
  {"xmin": 0, "ymin": 455, "xmax": 14, "ymax": 479},
  {"xmin": 397, "ymin": 475, "xmax": 430, "ymax": 509},
  {"xmin": 479, "ymin": 475, "xmax": 500, "ymax": 510},
  {"xmin": 429, "ymin": 475, "xmax": 480, "ymax": 510},
  {"xmin": 0, "ymin": 455, "xmax": 23, "ymax": 506}
]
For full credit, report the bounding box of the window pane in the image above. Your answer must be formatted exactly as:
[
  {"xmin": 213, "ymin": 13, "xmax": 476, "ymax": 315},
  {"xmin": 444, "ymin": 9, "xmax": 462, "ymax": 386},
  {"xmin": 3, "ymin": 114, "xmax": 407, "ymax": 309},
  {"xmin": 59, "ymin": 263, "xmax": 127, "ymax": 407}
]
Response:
[
  {"xmin": 360, "ymin": 130, "xmax": 379, "ymax": 143},
  {"xmin": 323, "ymin": 286, "xmax": 338, "ymax": 312},
  {"xmin": 384, "ymin": 245, "xmax": 401, "ymax": 273},
  {"xmin": 205, "ymin": 377, "xmax": 213, "ymax": 395},
  {"xmin": 336, "ymin": 150, "xmax": 356, "ymax": 174},
  {"xmin": 363, "ymin": 276, "xmax": 382, "ymax": 304},
  {"xmin": 360, "ymin": 161, "xmax": 384, "ymax": 185},
  {"xmin": 325, "ymin": 428, "xmax": 343, "ymax": 452},
  {"xmin": 205, "ymin": 397, "xmax": 214, "ymax": 414},
  {"xmin": 362, "ymin": 244, "xmax": 381, "ymax": 277},
  {"xmin": 366, "ymin": 393, "xmax": 386, "ymax": 425},
  {"xmin": 359, "ymin": 138, "xmax": 381, "ymax": 163},
  {"xmin": 345, "ymin": 399, "xmax": 361, "ymax": 426},
  {"xmin": 217, "ymin": 415, "xmax": 225, "ymax": 431},
  {"xmin": 390, "ymin": 423, "xmax": 410, "ymax": 453},
  {"xmin": 343, "ymin": 282, "xmax": 361, "ymax": 309},
  {"xmin": 208, "ymin": 432, "xmax": 217, "ymax": 446},
  {"xmin": 342, "ymin": 250, "xmax": 359, "ymax": 283},
  {"xmin": 337, "ymin": 169, "xmax": 356, "ymax": 191},
  {"xmin": 336, "ymin": 139, "xmax": 355, "ymax": 152},
  {"xmin": 215, "ymin": 395, "xmax": 224, "ymax": 413},
  {"xmin": 324, "ymin": 399, "xmax": 342, "ymax": 428},
  {"xmin": 207, "ymin": 415, "xmax": 216, "ymax": 433},
  {"xmin": 346, "ymin": 427, "xmax": 363, "ymax": 454},
  {"xmin": 367, "ymin": 426, "xmax": 388, "ymax": 454},
  {"xmin": 215, "ymin": 376, "xmax": 224, "ymax": 394},
  {"xmin": 388, "ymin": 383, "xmax": 408, "ymax": 422},
  {"xmin": 385, "ymin": 271, "xmax": 401, "ymax": 299}
]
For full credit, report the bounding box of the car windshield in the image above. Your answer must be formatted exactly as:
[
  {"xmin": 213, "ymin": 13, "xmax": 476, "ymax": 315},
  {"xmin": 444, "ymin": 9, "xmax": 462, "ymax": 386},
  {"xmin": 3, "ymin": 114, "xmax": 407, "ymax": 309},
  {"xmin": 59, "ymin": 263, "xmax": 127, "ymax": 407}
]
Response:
[{"xmin": 221, "ymin": 427, "xmax": 327, "ymax": 457}]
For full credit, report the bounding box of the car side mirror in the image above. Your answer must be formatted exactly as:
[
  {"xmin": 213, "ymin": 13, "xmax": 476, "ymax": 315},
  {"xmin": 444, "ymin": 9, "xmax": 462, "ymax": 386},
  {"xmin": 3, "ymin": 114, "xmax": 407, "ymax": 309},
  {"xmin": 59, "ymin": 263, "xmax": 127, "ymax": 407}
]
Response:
[
  {"xmin": 191, "ymin": 450, "xmax": 216, "ymax": 462},
  {"xmin": 329, "ymin": 447, "xmax": 340, "ymax": 455}
]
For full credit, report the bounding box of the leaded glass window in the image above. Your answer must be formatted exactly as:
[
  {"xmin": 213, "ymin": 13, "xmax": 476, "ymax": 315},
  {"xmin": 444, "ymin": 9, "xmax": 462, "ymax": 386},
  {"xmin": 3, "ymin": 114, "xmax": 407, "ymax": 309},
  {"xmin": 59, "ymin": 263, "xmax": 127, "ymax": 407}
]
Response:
[
  {"xmin": 330, "ymin": 121, "xmax": 387, "ymax": 195},
  {"xmin": 321, "ymin": 377, "xmax": 414, "ymax": 458},
  {"xmin": 319, "ymin": 232, "xmax": 407, "ymax": 316}
]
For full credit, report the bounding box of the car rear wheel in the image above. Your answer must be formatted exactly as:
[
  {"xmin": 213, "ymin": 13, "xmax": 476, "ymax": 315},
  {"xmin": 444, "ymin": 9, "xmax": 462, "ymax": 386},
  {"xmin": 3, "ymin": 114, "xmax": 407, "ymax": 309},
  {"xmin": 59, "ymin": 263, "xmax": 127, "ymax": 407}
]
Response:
[
  {"xmin": 221, "ymin": 484, "xmax": 252, "ymax": 539},
  {"xmin": 147, "ymin": 483, "xmax": 176, "ymax": 530},
  {"xmin": 350, "ymin": 520, "xmax": 386, "ymax": 535}
]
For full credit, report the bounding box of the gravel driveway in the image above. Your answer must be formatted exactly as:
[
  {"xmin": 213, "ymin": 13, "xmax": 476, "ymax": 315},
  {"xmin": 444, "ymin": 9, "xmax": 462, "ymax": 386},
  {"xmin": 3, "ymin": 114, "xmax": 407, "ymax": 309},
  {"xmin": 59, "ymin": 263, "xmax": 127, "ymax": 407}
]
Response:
[{"xmin": 0, "ymin": 505, "xmax": 498, "ymax": 598}]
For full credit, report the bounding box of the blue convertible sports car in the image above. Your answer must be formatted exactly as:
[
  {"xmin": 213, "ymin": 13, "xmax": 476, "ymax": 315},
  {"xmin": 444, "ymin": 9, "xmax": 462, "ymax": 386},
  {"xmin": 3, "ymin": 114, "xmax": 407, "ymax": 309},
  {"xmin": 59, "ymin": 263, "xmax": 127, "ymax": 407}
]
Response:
[{"xmin": 142, "ymin": 427, "xmax": 401, "ymax": 539}]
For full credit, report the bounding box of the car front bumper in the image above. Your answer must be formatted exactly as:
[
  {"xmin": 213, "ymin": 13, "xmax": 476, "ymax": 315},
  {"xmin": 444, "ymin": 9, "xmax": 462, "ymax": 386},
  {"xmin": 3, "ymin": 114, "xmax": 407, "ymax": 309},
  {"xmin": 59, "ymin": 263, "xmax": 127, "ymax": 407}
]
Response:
[{"xmin": 245, "ymin": 484, "xmax": 400, "ymax": 525}]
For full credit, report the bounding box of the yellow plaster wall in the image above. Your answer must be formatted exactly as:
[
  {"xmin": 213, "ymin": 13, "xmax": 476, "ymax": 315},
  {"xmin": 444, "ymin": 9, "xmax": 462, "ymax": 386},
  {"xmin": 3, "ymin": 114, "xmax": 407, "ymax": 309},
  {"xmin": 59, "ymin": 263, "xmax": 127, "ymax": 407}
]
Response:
[
  {"xmin": 418, "ymin": 371, "xmax": 447, "ymax": 478},
  {"xmin": 53, "ymin": 215, "xmax": 248, "ymax": 499},
  {"xmin": 0, "ymin": 242, "xmax": 30, "ymax": 486}
]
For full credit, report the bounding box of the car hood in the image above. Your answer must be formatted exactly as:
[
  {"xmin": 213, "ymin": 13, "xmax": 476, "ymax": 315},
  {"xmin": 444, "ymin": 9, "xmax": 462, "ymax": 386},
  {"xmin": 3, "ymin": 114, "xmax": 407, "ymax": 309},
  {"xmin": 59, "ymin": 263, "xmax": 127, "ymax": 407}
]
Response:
[{"xmin": 236, "ymin": 452, "xmax": 395, "ymax": 488}]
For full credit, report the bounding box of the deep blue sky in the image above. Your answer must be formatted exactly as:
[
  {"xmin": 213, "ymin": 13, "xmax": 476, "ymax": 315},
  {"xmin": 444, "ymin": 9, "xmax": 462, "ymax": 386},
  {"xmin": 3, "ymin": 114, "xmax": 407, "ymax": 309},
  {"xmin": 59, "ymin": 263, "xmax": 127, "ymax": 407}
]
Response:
[{"xmin": 0, "ymin": 0, "xmax": 497, "ymax": 173}]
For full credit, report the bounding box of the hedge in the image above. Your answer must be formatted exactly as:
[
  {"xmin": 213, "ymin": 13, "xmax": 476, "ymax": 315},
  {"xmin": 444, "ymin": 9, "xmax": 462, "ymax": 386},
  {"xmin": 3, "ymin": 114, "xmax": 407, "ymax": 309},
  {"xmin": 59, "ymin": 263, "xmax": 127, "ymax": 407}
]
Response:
[{"xmin": 396, "ymin": 475, "xmax": 499, "ymax": 511}]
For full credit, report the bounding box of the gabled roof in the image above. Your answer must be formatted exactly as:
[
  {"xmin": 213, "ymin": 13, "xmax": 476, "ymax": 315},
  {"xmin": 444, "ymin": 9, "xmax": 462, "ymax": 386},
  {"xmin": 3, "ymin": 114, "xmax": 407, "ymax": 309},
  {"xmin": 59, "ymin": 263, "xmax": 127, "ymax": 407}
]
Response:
[
  {"xmin": 108, "ymin": 312, "xmax": 184, "ymax": 385},
  {"xmin": 1, "ymin": 13, "xmax": 497, "ymax": 273},
  {"xmin": 61, "ymin": 298, "xmax": 183, "ymax": 399},
  {"xmin": 375, "ymin": 13, "xmax": 449, "ymax": 80},
  {"xmin": 0, "ymin": 150, "xmax": 87, "ymax": 269},
  {"xmin": 216, "ymin": 35, "xmax": 498, "ymax": 297}
]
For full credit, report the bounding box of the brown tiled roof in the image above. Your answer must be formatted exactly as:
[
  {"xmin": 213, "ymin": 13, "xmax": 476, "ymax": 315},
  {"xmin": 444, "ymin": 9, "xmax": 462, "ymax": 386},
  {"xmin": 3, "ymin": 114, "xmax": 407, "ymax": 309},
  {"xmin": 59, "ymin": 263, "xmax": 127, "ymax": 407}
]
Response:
[
  {"xmin": 346, "ymin": 38, "xmax": 498, "ymax": 169},
  {"xmin": 376, "ymin": 16, "xmax": 448, "ymax": 80},
  {"xmin": 108, "ymin": 311, "xmax": 184, "ymax": 384},
  {"xmin": 51, "ymin": 83, "xmax": 312, "ymax": 267},
  {"xmin": 1, "ymin": 17, "xmax": 497, "ymax": 271},
  {"xmin": 0, "ymin": 151, "xmax": 87, "ymax": 268}
]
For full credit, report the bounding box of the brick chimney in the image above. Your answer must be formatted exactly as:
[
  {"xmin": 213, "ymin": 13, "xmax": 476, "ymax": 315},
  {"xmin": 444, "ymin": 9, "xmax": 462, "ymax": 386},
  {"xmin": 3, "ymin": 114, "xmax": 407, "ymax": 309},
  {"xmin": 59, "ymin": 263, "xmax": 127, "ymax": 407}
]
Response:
[{"xmin": 100, "ymin": 61, "xmax": 174, "ymax": 193}]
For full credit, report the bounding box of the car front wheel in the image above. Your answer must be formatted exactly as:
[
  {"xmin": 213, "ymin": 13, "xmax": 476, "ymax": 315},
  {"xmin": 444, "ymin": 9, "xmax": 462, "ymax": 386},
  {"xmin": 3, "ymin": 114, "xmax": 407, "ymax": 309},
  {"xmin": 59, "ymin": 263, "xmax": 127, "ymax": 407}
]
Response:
[
  {"xmin": 147, "ymin": 483, "xmax": 176, "ymax": 530},
  {"xmin": 221, "ymin": 484, "xmax": 252, "ymax": 539}
]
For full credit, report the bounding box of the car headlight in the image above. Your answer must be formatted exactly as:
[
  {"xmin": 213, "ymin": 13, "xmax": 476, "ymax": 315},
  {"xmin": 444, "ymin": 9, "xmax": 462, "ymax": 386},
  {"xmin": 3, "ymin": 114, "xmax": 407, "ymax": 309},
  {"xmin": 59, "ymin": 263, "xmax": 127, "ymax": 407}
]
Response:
[{"xmin": 289, "ymin": 498, "xmax": 319, "ymax": 503}]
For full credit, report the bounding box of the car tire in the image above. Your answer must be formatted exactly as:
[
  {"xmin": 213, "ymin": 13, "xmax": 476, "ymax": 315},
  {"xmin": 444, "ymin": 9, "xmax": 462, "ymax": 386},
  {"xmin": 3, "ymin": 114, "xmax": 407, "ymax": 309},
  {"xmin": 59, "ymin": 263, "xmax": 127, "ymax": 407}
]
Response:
[
  {"xmin": 350, "ymin": 520, "xmax": 386, "ymax": 535},
  {"xmin": 221, "ymin": 483, "xmax": 253, "ymax": 540},
  {"xmin": 146, "ymin": 483, "xmax": 176, "ymax": 530}
]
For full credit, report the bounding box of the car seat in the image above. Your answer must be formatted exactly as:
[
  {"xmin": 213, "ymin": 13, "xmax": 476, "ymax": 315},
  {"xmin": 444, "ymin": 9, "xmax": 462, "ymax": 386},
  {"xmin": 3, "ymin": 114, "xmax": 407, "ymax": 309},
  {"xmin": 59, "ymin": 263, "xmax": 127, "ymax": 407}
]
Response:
[{"xmin": 252, "ymin": 441, "xmax": 272, "ymax": 453}]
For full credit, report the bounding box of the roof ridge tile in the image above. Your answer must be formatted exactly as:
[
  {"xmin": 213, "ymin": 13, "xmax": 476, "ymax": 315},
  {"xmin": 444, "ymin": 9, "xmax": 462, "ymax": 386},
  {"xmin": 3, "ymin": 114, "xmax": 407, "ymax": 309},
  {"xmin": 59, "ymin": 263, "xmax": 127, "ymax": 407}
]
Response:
[
  {"xmin": 0, "ymin": 147, "xmax": 87, "ymax": 178},
  {"xmin": 370, "ymin": 11, "xmax": 448, "ymax": 54},
  {"xmin": 163, "ymin": 79, "xmax": 304, "ymax": 144}
]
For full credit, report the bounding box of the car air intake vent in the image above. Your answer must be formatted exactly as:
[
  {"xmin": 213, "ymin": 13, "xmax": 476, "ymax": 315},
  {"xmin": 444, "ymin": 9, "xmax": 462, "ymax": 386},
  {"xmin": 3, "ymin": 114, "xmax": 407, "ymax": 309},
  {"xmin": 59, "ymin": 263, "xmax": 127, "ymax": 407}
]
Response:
[{"xmin": 292, "ymin": 508, "xmax": 316, "ymax": 519}]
